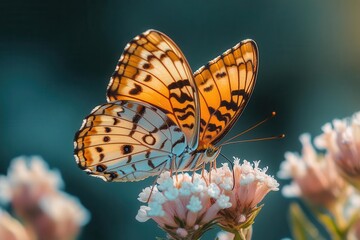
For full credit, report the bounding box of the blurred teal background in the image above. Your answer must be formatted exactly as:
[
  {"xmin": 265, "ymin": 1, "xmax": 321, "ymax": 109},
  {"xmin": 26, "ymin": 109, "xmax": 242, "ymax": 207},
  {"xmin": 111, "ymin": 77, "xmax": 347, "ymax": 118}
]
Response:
[{"xmin": 1, "ymin": 0, "xmax": 360, "ymax": 239}]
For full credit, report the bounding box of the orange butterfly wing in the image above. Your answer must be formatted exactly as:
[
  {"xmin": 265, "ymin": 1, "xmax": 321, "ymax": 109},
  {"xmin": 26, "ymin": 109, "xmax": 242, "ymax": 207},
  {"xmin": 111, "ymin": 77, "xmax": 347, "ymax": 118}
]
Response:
[
  {"xmin": 194, "ymin": 40, "xmax": 258, "ymax": 149},
  {"xmin": 107, "ymin": 30, "xmax": 199, "ymax": 149}
]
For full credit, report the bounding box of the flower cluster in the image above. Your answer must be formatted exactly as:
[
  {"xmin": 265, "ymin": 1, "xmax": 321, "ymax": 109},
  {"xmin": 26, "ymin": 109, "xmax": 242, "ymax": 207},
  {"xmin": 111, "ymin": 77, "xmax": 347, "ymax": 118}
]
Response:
[
  {"xmin": 278, "ymin": 111, "xmax": 360, "ymax": 239},
  {"xmin": 278, "ymin": 133, "xmax": 347, "ymax": 207},
  {"xmin": 0, "ymin": 156, "xmax": 90, "ymax": 240},
  {"xmin": 137, "ymin": 158, "xmax": 279, "ymax": 239},
  {"xmin": 315, "ymin": 112, "xmax": 360, "ymax": 190}
]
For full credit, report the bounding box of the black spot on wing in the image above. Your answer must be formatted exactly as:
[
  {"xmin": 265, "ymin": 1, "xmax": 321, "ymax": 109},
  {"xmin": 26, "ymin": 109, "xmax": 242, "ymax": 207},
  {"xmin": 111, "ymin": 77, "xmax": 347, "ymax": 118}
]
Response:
[
  {"xmin": 159, "ymin": 118, "xmax": 176, "ymax": 130},
  {"xmin": 129, "ymin": 105, "xmax": 146, "ymax": 136},
  {"xmin": 121, "ymin": 145, "xmax": 134, "ymax": 154},
  {"xmin": 182, "ymin": 123, "xmax": 194, "ymax": 129},
  {"xmin": 159, "ymin": 139, "xmax": 167, "ymax": 149},
  {"xmin": 208, "ymin": 107, "xmax": 231, "ymax": 125},
  {"xmin": 173, "ymin": 104, "xmax": 195, "ymax": 113},
  {"xmin": 172, "ymin": 135, "xmax": 185, "ymax": 149},
  {"xmin": 147, "ymin": 55, "xmax": 155, "ymax": 61},
  {"xmin": 132, "ymin": 164, "xmax": 137, "ymax": 171},
  {"xmin": 148, "ymin": 160, "xmax": 155, "ymax": 169},
  {"xmin": 220, "ymin": 100, "xmax": 239, "ymax": 111},
  {"xmin": 203, "ymin": 85, "xmax": 213, "ymax": 92},
  {"xmin": 143, "ymin": 63, "xmax": 151, "ymax": 69},
  {"xmin": 206, "ymin": 123, "xmax": 222, "ymax": 133},
  {"xmin": 144, "ymin": 75, "xmax": 151, "ymax": 82},
  {"xmin": 231, "ymin": 89, "xmax": 249, "ymax": 97},
  {"xmin": 99, "ymin": 153, "xmax": 104, "ymax": 162},
  {"xmin": 169, "ymin": 92, "xmax": 193, "ymax": 103},
  {"xmin": 96, "ymin": 164, "xmax": 107, "ymax": 172},
  {"xmin": 167, "ymin": 79, "xmax": 191, "ymax": 90},
  {"xmin": 129, "ymin": 83, "xmax": 142, "ymax": 95},
  {"xmin": 198, "ymin": 77, "xmax": 209, "ymax": 86},
  {"xmin": 108, "ymin": 172, "xmax": 118, "ymax": 181},
  {"xmin": 126, "ymin": 155, "xmax": 132, "ymax": 164},
  {"xmin": 177, "ymin": 111, "xmax": 195, "ymax": 121},
  {"xmin": 215, "ymin": 72, "xmax": 227, "ymax": 79},
  {"xmin": 204, "ymin": 134, "xmax": 213, "ymax": 139}
]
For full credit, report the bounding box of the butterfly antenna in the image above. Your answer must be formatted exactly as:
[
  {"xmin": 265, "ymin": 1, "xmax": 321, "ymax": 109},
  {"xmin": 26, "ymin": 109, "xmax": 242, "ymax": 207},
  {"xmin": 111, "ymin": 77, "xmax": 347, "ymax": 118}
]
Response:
[
  {"xmin": 220, "ymin": 134, "xmax": 285, "ymax": 146},
  {"xmin": 219, "ymin": 152, "xmax": 236, "ymax": 190},
  {"xmin": 220, "ymin": 111, "xmax": 277, "ymax": 147}
]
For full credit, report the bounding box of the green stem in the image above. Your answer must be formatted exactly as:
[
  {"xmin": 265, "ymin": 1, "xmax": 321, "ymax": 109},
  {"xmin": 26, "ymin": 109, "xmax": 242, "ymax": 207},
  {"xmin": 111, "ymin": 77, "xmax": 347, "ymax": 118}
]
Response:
[{"xmin": 232, "ymin": 228, "xmax": 251, "ymax": 240}]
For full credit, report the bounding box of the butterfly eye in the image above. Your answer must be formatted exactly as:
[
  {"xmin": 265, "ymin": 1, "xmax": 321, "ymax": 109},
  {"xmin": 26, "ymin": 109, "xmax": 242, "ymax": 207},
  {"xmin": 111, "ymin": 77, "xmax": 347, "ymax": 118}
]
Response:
[{"xmin": 205, "ymin": 148, "xmax": 216, "ymax": 157}]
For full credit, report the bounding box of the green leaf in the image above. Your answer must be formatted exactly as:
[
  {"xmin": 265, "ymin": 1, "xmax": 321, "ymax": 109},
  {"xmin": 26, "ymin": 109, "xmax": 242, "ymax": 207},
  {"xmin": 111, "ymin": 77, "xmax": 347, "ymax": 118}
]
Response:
[
  {"xmin": 289, "ymin": 203, "xmax": 326, "ymax": 240},
  {"xmin": 313, "ymin": 208, "xmax": 356, "ymax": 240}
]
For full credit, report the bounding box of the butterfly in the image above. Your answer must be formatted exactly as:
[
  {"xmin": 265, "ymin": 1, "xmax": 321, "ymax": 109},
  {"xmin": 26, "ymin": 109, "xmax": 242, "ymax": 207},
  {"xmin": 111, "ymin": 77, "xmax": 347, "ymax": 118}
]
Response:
[{"xmin": 74, "ymin": 29, "xmax": 258, "ymax": 182}]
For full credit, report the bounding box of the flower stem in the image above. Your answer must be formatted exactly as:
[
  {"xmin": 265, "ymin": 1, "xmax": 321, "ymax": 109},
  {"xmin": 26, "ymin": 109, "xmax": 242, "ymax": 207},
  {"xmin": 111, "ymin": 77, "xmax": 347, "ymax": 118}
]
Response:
[{"xmin": 232, "ymin": 227, "xmax": 252, "ymax": 240}]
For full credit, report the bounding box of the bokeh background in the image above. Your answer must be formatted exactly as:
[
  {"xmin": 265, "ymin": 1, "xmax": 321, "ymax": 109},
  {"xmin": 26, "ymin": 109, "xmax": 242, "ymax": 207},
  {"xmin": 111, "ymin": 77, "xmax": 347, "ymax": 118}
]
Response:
[{"xmin": 1, "ymin": 0, "xmax": 360, "ymax": 239}]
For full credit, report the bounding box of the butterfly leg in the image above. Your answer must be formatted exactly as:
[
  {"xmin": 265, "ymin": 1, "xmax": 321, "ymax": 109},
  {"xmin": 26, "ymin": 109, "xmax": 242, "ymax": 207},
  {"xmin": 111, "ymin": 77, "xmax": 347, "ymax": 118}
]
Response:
[
  {"xmin": 170, "ymin": 155, "xmax": 180, "ymax": 182},
  {"xmin": 200, "ymin": 163, "xmax": 211, "ymax": 185},
  {"xmin": 191, "ymin": 167, "xmax": 197, "ymax": 183}
]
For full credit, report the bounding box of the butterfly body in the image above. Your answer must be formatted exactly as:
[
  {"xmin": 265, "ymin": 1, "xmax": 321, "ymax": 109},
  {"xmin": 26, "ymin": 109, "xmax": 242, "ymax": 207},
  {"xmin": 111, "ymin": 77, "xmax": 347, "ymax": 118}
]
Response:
[{"xmin": 74, "ymin": 29, "xmax": 258, "ymax": 182}]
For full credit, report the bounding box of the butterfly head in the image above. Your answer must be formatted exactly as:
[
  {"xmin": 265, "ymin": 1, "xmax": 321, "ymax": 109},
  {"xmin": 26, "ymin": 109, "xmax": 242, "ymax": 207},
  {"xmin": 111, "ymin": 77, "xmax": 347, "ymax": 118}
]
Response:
[{"xmin": 203, "ymin": 145, "xmax": 221, "ymax": 164}]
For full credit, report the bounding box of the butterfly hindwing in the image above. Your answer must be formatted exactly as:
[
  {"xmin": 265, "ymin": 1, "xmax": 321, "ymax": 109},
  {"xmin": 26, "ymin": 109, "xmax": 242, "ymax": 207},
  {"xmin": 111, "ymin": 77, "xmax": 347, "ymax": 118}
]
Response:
[
  {"xmin": 194, "ymin": 40, "xmax": 258, "ymax": 148},
  {"xmin": 74, "ymin": 101, "xmax": 187, "ymax": 182},
  {"xmin": 107, "ymin": 30, "xmax": 199, "ymax": 149}
]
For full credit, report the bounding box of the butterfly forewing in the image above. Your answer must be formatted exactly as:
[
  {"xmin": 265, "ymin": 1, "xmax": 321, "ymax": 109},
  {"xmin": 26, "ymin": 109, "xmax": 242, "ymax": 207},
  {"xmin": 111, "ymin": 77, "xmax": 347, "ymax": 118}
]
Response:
[
  {"xmin": 194, "ymin": 40, "xmax": 258, "ymax": 148},
  {"xmin": 74, "ymin": 101, "xmax": 187, "ymax": 182},
  {"xmin": 107, "ymin": 30, "xmax": 199, "ymax": 150}
]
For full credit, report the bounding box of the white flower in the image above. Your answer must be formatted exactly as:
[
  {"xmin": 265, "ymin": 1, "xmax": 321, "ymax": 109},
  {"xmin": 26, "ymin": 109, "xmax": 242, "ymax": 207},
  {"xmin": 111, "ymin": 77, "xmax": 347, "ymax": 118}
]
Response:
[
  {"xmin": 278, "ymin": 134, "xmax": 347, "ymax": 207},
  {"xmin": 315, "ymin": 111, "xmax": 360, "ymax": 190},
  {"xmin": 0, "ymin": 156, "xmax": 63, "ymax": 206},
  {"xmin": 212, "ymin": 158, "xmax": 278, "ymax": 231},
  {"xmin": 0, "ymin": 156, "xmax": 90, "ymax": 240},
  {"xmin": 0, "ymin": 209, "xmax": 30, "ymax": 240},
  {"xmin": 137, "ymin": 157, "xmax": 278, "ymax": 238},
  {"xmin": 40, "ymin": 192, "xmax": 90, "ymax": 226},
  {"xmin": 135, "ymin": 206, "xmax": 150, "ymax": 222},
  {"xmin": 208, "ymin": 183, "xmax": 221, "ymax": 198},
  {"xmin": 187, "ymin": 196, "xmax": 202, "ymax": 212},
  {"xmin": 136, "ymin": 170, "xmax": 232, "ymax": 239},
  {"xmin": 217, "ymin": 194, "xmax": 232, "ymax": 209}
]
